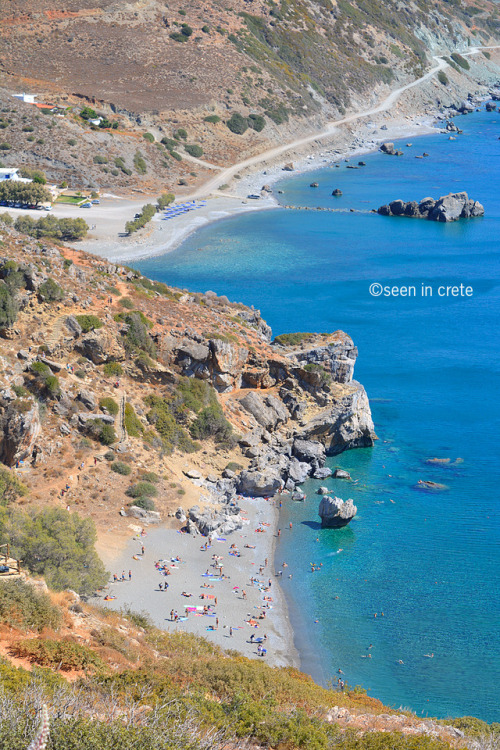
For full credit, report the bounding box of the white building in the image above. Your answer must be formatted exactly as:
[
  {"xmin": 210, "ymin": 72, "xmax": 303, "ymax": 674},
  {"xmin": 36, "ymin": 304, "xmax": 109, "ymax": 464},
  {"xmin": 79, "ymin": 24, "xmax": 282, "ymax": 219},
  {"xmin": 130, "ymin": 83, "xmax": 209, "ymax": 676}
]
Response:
[
  {"xmin": 0, "ymin": 168, "xmax": 32, "ymax": 184},
  {"xmin": 12, "ymin": 93, "xmax": 36, "ymax": 104}
]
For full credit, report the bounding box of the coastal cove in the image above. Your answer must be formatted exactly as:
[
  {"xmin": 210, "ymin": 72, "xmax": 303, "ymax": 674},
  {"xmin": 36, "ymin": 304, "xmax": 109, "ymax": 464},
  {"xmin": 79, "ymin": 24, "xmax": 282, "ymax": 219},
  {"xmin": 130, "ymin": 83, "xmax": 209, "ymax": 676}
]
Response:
[{"xmin": 136, "ymin": 108, "xmax": 500, "ymax": 722}]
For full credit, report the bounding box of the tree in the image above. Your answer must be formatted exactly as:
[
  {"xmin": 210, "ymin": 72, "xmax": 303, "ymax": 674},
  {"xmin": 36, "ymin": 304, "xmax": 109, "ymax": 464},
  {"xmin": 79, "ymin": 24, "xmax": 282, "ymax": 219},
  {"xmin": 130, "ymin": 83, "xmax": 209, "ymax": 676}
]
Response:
[
  {"xmin": 0, "ymin": 508, "xmax": 108, "ymax": 594},
  {"xmin": 157, "ymin": 192, "xmax": 175, "ymax": 210},
  {"xmin": 226, "ymin": 113, "xmax": 248, "ymax": 135},
  {"xmin": 0, "ymin": 466, "xmax": 28, "ymax": 504},
  {"xmin": 0, "ymin": 280, "xmax": 19, "ymax": 328},
  {"xmin": 38, "ymin": 278, "xmax": 64, "ymax": 302}
]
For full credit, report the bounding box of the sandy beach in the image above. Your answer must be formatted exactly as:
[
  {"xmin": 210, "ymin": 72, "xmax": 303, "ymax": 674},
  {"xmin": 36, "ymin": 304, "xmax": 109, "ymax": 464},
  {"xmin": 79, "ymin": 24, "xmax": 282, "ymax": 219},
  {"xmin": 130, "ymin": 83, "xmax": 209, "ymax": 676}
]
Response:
[{"xmin": 98, "ymin": 495, "xmax": 299, "ymax": 669}]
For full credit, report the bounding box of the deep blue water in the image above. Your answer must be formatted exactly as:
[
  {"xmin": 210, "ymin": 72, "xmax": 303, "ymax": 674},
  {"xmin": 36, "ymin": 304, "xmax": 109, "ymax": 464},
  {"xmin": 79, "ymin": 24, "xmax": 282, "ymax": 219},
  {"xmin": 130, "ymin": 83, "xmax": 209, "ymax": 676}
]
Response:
[{"xmin": 137, "ymin": 109, "xmax": 500, "ymax": 722}]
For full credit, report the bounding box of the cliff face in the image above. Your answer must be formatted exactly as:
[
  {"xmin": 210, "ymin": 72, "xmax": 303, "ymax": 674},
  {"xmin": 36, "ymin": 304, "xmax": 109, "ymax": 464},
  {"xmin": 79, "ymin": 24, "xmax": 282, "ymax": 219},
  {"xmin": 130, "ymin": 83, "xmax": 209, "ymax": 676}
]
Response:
[{"xmin": 0, "ymin": 225, "xmax": 375, "ymax": 533}]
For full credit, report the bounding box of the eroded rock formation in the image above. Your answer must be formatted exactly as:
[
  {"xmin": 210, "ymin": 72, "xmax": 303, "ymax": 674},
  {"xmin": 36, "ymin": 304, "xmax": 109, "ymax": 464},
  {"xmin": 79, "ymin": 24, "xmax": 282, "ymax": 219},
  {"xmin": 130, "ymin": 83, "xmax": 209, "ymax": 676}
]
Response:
[{"xmin": 378, "ymin": 192, "xmax": 484, "ymax": 222}]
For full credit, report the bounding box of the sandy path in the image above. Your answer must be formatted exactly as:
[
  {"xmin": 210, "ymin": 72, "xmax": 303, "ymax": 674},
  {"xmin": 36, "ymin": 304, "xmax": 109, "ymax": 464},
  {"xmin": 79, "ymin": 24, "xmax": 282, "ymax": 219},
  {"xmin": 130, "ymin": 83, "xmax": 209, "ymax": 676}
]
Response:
[
  {"xmin": 99, "ymin": 497, "xmax": 299, "ymax": 668},
  {"xmin": 186, "ymin": 46, "xmax": 500, "ymax": 200}
]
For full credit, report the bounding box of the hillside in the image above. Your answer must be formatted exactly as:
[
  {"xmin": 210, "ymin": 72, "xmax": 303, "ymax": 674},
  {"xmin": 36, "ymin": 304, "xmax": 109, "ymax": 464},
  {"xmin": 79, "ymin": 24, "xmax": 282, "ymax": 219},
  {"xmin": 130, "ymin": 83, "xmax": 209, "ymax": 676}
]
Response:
[
  {"xmin": 0, "ymin": 576, "xmax": 497, "ymax": 750},
  {"xmin": 0, "ymin": 0, "xmax": 499, "ymax": 194}
]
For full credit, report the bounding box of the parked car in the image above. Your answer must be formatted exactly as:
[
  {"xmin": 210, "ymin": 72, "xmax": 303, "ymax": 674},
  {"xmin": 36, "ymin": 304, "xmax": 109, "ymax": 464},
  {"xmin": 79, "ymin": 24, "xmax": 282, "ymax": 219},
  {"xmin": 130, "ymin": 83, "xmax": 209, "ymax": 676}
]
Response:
[
  {"xmin": 43, "ymin": 205, "xmax": 52, "ymax": 211},
  {"xmin": 91, "ymin": 199, "xmax": 100, "ymax": 204},
  {"xmin": 81, "ymin": 202, "xmax": 92, "ymax": 208}
]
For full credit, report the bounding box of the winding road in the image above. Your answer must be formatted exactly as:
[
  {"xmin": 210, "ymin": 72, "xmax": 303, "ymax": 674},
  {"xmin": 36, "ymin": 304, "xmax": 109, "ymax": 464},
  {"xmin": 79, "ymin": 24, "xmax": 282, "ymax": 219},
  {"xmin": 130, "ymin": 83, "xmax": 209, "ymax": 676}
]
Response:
[{"xmin": 188, "ymin": 45, "xmax": 500, "ymax": 199}]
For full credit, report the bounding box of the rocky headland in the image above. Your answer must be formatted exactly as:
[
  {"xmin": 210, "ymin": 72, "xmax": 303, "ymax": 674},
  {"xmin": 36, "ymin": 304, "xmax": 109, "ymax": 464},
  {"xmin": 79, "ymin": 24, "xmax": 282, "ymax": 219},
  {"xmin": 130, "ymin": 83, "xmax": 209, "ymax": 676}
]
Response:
[{"xmin": 0, "ymin": 224, "xmax": 376, "ymax": 543}]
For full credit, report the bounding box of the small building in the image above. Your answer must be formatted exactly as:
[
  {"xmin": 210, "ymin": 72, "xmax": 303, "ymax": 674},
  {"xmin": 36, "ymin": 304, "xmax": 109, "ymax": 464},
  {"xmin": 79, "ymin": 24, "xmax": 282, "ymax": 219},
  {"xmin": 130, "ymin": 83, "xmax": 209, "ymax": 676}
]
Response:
[
  {"xmin": 13, "ymin": 93, "xmax": 37, "ymax": 104},
  {"xmin": 0, "ymin": 168, "xmax": 32, "ymax": 184}
]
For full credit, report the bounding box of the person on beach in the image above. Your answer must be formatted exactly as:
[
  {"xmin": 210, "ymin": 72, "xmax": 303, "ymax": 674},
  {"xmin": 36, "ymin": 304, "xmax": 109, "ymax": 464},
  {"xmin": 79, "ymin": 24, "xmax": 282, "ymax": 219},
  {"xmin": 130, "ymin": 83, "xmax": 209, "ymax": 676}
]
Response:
[
  {"xmin": 216, "ymin": 617, "xmax": 219, "ymax": 629},
  {"xmin": 242, "ymin": 590, "xmax": 247, "ymax": 599},
  {"xmin": 229, "ymin": 627, "xmax": 233, "ymax": 637},
  {"xmin": 289, "ymin": 522, "xmax": 293, "ymax": 530},
  {"xmin": 277, "ymin": 529, "xmax": 281, "ymax": 537},
  {"xmin": 128, "ymin": 570, "xmax": 132, "ymax": 580}
]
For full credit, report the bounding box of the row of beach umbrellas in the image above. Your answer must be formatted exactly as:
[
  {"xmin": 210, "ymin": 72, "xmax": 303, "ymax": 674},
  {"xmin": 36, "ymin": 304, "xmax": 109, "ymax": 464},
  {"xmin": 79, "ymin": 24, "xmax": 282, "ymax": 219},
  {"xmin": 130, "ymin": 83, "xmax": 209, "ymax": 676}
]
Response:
[{"xmin": 162, "ymin": 200, "xmax": 206, "ymax": 220}]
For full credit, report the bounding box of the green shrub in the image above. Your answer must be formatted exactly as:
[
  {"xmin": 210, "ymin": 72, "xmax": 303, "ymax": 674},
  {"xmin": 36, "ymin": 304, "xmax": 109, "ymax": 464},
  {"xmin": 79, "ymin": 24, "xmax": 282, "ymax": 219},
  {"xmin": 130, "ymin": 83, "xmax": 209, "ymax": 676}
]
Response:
[
  {"xmin": 157, "ymin": 192, "xmax": 175, "ymax": 210},
  {"xmin": 93, "ymin": 154, "xmax": 108, "ymax": 164},
  {"xmin": 0, "ymin": 507, "xmax": 107, "ymax": 594},
  {"xmin": 303, "ymin": 362, "xmax": 331, "ymax": 385},
  {"xmin": 225, "ymin": 462, "xmax": 243, "ymax": 472},
  {"xmin": 170, "ymin": 32, "xmax": 188, "ymax": 42},
  {"xmin": 190, "ymin": 403, "xmax": 233, "ymax": 443},
  {"xmin": 103, "ymin": 361, "xmax": 124, "ymax": 377},
  {"xmin": 0, "ymin": 579, "xmax": 61, "ymax": 631},
  {"xmin": 274, "ymin": 331, "xmax": 314, "ymax": 347},
  {"xmin": 111, "ymin": 461, "xmax": 132, "ymax": 475},
  {"xmin": 437, "ymin": 70, "xmax": 449, "ymax": 85},
  {"xmin": 184, "ymin": 143, "xmax": 203, "ymax": 157},
  {"xmin": 119, "ymin": 296, "xmax": 135, "ymax": 309},
  {"xmin": 144, "ymin": 394, "xmax": 199, "ymax": 454},
  {"xmin": 38, "ymin": 278, "xmax": 65, "ymax": 302},
  {"xmin": 174, "ymin": 128, "xmax": 188, "ymax": 140},
  {"xmin": 44, "ymin": 375, "xmax": 61, "ymax": 398},
  {"xmin": 75, "ymin": 314, "xmax": 103, "ymax": 333},
  {"xmin": 0, "ymin": 465, "xmax": 28, "ymax": 504},
  {"xmin": 0, "ymin": 281, "xmax": 18, "ymax": 328},
  {"xmin": 0, "ymin": 212, "xmax": 13, "ymax": 226},
  {"xmin": 170, "ymin": 150, "xmax": 182, "ymax": 161},
  {"xmin": 202, "ymin": 24, "xmax": 210, "ymax": 33},
  {"xmin": 133, "ymin": 151, "xmax": 147, "ymax": 175},
  {"xmin": 125, "ymin": 203, "xmax": 156, "ymax": 234},
  {"xmin": 99, "ymin": 423, "xmax": 117, "ymax": 446},
  {"xmin": 120, "ymin": 312, "xmax": 156, "ymax": 358},
  {"xmin": 30, "ymin": 361, "xmax": 52, "ymax": 378},
  {"xmin": 451, "ymin": 52, "xmax": 470, "ymax": 70},
  {"xmin": 204, "ymin": 114, "xmax": 220, "ymax": 123},
  {"xmin": 130, "ymin": 496, "xmax": 156, "ymax": 511},
  {"xmin": 67, "ymin": 138, "xmax": 77, "ymax": 146},
  {"xmin": 12, "ymin": 384, "xmax": 29, "ymax": 398},
  {"xmin": 99, "ymin": 396, "xmax": 119, "ymax": 415},
  {"xmin": 140, "ymin": 471, "xmax": 159, "ymax": 483},
  {"xmin": 126, "ymin": 481, "xmax": 157, "ymax": 499},
  {"xmin": 104, "ymin": 450, "xmax": 115, "ymax": 461},
  {"xmin": 74, "ymin": 369, "xmax": 86, "ymax": 379},
  {"xmin": 143, "ymin": 132, "xmax": 155, "ymax": 143},
  {"xmin": 226, "ymin": 112, "xmax": 248, "ymax": 134},
  {"xmin": 123, "ymin": 402, "xmax": 142, "ymax": 436},
  {"xmin": 248, "ymin": 113, "xmax": 266, "ymax": 131},
  {"xmin": 13, "ymin": 638, "xmax": 103, "ymax": 671}
]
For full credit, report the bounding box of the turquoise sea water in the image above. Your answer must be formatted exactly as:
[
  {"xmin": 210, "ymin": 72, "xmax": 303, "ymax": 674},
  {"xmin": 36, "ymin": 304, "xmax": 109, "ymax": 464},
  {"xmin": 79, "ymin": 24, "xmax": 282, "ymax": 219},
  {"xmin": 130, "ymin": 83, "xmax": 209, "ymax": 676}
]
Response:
[{"xmin": 137, "ymin": 109, "xmax": 500, "ymax": 722}]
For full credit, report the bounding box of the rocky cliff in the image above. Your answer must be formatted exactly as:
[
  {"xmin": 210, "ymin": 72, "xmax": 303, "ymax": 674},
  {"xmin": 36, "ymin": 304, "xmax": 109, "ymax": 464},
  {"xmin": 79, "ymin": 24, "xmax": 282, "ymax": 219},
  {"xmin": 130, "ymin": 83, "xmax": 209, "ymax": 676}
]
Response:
[{"xmin": 0, "ymin": 224, "xmax": 375, "ymax": 537}]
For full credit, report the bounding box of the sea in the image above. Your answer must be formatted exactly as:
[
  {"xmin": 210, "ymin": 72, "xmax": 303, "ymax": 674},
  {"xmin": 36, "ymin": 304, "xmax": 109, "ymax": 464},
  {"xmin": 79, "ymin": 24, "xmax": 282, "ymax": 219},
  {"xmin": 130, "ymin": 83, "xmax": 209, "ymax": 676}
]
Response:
[{"xmin": 137, "ymin": 107, "xmax": 500, "ymax": 722}]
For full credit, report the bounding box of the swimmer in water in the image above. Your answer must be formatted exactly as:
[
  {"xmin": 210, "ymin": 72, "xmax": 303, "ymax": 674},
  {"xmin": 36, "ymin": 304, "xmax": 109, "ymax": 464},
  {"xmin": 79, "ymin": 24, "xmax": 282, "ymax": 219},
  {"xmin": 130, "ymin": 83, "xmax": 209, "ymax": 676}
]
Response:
[
  {"xmin": 398, "ymin": 660, "xmax": 404, "ymax": 665},
  {"xmin": 424, "ymin": 653, "xmax": 434, "ymax": 658}
]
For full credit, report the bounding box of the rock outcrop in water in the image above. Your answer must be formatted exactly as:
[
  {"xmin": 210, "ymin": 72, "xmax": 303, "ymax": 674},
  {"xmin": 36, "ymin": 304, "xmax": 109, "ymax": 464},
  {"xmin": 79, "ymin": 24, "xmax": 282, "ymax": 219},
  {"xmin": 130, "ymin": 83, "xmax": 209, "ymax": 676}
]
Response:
[
  {"xmin": 378, "ymin": 192, "xmax": 484, "ymax": 222},
  {"xmin": 318, "ymin": 495, "xmax": 357, "ymax": 528}
]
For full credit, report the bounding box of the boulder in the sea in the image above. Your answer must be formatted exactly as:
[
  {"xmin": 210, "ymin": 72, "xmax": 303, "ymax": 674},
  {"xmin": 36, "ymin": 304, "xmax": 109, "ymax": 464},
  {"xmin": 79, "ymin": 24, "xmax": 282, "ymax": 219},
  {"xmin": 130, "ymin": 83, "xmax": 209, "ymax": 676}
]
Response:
[
  {"xmin": 317, "ymin": 486, "xmax": 330, "ymax": 495},
  {"xmin": 378, "ymin": 192, "xmax": 484, "ymax": 222},
  {"xmin": 415, "ymin": 480, "xmax": 449, "ymax": 492},
  {"xmin": 380, "ymin": 142, "xmax": 403, "ymax": 156},
  {"xmin": 333, "ymin": 468, "xmax": 351, "ymax": 480},
  {"xmin": 318, "ymin": 496, "xmax": 357, "ymax": 528},
  {"xmin": 313, "ymin": 466, "xmax": 333, "ymax": 479},
  {"xmin": 332, "ymin": 188, "xmax": 342, "ymax": 196},
  {"xmin": 310, "ymin": 182, "xmax": 319, "ymax": 188}
]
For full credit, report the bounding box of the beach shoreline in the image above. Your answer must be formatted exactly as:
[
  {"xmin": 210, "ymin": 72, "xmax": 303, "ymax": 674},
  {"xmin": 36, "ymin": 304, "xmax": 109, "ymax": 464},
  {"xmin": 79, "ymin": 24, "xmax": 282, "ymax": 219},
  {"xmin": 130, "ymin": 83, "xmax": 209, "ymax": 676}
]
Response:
[
  {"xmin": 98, "ymin": 495, "xmax": 300, "ymax": 669},
  {"xmin": 78, "ymin": 113, "xmax": 441, "ymax": 264}
]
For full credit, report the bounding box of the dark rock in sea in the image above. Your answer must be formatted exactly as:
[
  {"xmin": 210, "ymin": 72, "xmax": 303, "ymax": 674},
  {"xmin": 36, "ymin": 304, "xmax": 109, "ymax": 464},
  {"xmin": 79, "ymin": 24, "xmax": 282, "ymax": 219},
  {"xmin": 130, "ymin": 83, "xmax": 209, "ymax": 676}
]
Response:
[
  {"xmin": 377, "ymin": 192, "xmax": 484, "ymax": 222},
  {"xmin": 310, "ymin": 182, "xmax": 319, "ymax": 188},
  {"xmin": 358, "ymin": 161, "xmax": 366, "ymax": 166},
  {"xmin": 459, "ymin": 100, "xmax": 474, "ymax": 114},
  {"xmin": 332, "ymin": 188, "xmax": 342, "ymax": 196},
  {"xmin": 485, "ymin": 101, "xmax": 497, "ymax": 112},
  {"xmin": 380, "ymin": 142, "xmax": 403, "ymax": 156},
  {"xmin": 415, "ymin": 480, "xmax": 449, "ymax": 492},
  {"xmin": 319, "ymin": 495, "xmax": 357, "ymax": 528},
  {"xmin": 333, "ymin": 468, "xmax": 351, "ymax": 480}
]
